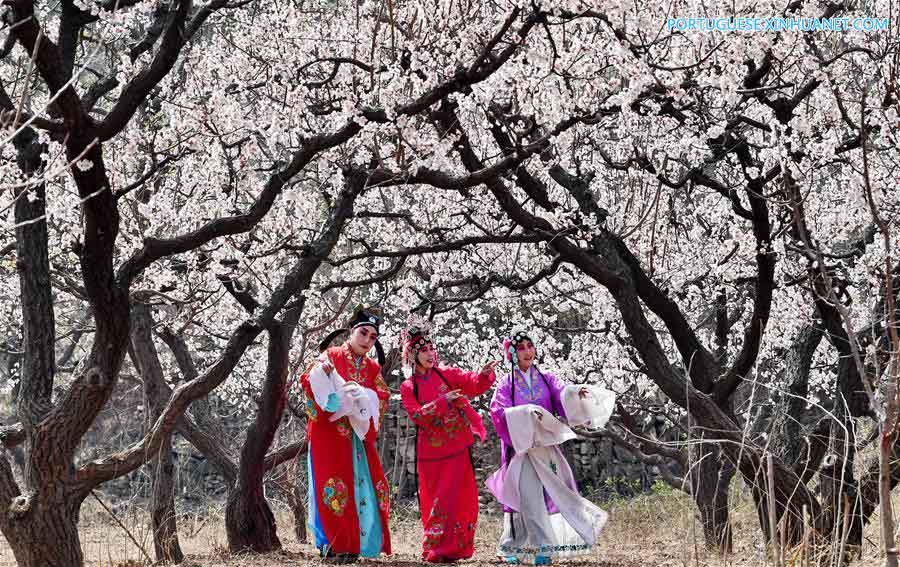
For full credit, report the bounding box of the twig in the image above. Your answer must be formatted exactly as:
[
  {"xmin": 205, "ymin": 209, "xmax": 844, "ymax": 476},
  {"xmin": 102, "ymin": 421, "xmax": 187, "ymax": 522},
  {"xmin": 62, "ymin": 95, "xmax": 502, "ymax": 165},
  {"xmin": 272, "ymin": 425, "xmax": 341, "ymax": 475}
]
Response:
[
  {"xmin": 767, "ymin": 452, "xmax": 781, "ymax": 567},
  {"xmin": 13, "ymin": 26, "xmax": 42, "ymax": 130},
  {"xmin": 802, "ymin": 504, "xmax": 810, "ymax": 567},
  {"xmin": 187, "ymin": 512, "xmax": 212, "ymax": 538},
  {"xmin": 90, "ymin": 491, "xmax": 153, "ymax": 563},
  {"xmin": 838, "ymin": 493, "xmax": 851, "ymax": 566}
]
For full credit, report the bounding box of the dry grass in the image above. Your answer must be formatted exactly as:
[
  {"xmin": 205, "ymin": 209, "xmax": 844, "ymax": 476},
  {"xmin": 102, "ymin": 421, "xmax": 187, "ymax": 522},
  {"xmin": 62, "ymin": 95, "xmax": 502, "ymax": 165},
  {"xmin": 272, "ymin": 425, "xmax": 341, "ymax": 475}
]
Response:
[{"xmin": 0, "ymin": 488, "xmax": 890, "ymax": 566}]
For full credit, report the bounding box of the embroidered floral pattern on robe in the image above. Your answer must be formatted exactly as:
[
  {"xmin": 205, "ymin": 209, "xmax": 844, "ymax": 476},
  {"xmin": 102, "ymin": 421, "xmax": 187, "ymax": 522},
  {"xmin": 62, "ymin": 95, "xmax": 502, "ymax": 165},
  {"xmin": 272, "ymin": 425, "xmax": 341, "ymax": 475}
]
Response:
[
  {"xmin": 400, "ymin": 365, "xmax": 496, "ymax": 562},
  {"xmin": 299, "ymin": 343, "xmax": 392, "ymax": 557},
  {"xmin": 323, "ymin": 477, "xmax": 348, "ymax": 516}
]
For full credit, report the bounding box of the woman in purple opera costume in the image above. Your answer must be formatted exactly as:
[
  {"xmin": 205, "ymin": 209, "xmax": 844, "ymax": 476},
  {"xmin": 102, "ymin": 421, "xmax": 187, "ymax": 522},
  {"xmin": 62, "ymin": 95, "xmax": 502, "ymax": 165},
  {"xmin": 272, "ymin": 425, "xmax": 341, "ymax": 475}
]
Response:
[{"xmin": 487, "ymin": 330, "xmax": 615, "ymax": 566}]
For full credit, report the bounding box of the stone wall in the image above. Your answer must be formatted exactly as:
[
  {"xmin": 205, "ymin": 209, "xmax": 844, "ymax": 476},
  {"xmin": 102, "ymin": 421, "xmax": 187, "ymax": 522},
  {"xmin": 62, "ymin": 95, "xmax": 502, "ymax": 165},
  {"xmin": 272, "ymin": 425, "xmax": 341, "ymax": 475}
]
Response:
[
  {"xmin": 375, "ymin": 398, "xmax": 671, "ymax": 511},
  {"xmin": 54, "ymin": 395, "xmax": 673, "ymax": 514}
]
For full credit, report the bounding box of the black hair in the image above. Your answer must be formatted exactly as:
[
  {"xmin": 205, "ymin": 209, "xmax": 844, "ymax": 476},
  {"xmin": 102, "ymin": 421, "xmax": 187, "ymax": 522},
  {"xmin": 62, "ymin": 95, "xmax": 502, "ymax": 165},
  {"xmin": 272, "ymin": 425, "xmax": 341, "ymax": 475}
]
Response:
[{"xmin": 317, "ymin": 327, "xmax": 386, "ymax": 367}]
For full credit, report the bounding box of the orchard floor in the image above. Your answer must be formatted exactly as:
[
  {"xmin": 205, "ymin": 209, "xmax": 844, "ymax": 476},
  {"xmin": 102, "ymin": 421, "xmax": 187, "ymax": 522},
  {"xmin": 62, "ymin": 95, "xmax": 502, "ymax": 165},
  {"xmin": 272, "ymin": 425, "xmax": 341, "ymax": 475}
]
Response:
[{"xmin": 0, "ymin": 488, "xmax": 888, "ymax": 566}]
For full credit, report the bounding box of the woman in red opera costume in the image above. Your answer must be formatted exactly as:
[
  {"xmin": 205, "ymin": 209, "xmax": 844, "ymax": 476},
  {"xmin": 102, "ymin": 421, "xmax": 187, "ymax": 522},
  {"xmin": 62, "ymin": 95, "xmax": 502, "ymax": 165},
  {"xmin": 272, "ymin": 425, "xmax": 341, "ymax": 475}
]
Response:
[
  {"xmin": 399, "ymin": 315, "xmax": 500, "ymax": 563},
  {"xmin": 298, "ymin": 306, "xmax": 392, "ymax": 564}
]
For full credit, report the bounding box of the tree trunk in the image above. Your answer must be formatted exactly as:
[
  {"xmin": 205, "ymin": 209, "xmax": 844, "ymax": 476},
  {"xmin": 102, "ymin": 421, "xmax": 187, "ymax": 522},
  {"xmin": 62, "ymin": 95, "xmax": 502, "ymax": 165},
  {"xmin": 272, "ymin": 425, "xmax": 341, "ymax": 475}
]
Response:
[
  {"xmin": 225, "ymin": 480, "xmax": 281, "ymax": 552},
  {"xmin": 150, "ymin": 436, "xmax": 184, "ymax": 563},
  {"xmin": 225, "ymin": 310, "xmax": 300, "ymax": 552},
  {"xmin": 690, "ymin": 440, "xmax": 735, "ymax": 553},
  {"xmin": 131, "ymin": 302, "xmax": 184, "ymax": 563},
  {"xmin": 0, "ymin": 123, "xmax": 94, "ymax": 567},
  {"xmin": 2, "ymin": 504, "xmax": 83, "ymax": 567},
  {"xmin": 607, "ymin": 281, "xmax": 821, "ymax": 546}
]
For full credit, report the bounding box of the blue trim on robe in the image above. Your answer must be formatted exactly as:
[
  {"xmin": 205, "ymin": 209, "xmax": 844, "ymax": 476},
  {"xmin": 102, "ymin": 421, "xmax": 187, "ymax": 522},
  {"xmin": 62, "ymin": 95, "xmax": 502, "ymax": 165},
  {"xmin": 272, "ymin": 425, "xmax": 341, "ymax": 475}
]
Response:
[
  {"xmin": 352, "ymin": 434, "xmax": 382, "ymax": 557},
  {"xmin": 324, "ymin": 392, "xmax": 341, "ymax": 412},
  {"xmin": 310, "ymin": 386, "xmax": 341, "ymax": 552},
  {"xmin": 307, "ymin": 446, "xmax": 329, "ymax": 550},
  {"xmin": 307, "ymin": 393, "xmax": 383, "ymax": 557}
]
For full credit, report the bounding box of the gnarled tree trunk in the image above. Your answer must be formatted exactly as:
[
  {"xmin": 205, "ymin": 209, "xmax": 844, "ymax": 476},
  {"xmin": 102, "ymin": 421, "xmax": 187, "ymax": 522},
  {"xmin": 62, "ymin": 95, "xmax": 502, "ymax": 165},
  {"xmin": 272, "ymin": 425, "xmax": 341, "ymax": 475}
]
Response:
[
  {"xmin": 131, "ymin": 301, "xmax": 184, "ymax": 563},
  {"xmin": 690, "ymin": 439, "xmax": 735, "ymax": 553},
  {"xmin": 225, "ymin": 310, "xmax": 300, "ymax": 552},
  {"xmin": 149, "ymin": 440, "xmax": 184, "ymax": 563},
  {"xmin": 0, "ymin": 119, "xmax": 105, "ymax": 567},
  {"xmin": 0, "ymin": 499, "xmax": 83, "ymax": 567}
]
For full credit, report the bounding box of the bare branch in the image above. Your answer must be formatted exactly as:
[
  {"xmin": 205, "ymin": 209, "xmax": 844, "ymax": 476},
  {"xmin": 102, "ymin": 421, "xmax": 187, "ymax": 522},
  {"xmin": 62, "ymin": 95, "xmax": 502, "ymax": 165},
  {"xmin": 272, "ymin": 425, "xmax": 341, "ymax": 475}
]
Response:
[
  {"xmin": 116, "ymin": 120, "xmax": 362, "ymax": 287},
  {"xmin": 321, "ymin": 257, "xmax": 406, "ymax": 292},
  {"xmin": 263, "ymin": 440, "xmax": 307, "ymax": 472},
  {"xmin": 330, "ymin": 233, "xmax": 546, "ymax": 266}
]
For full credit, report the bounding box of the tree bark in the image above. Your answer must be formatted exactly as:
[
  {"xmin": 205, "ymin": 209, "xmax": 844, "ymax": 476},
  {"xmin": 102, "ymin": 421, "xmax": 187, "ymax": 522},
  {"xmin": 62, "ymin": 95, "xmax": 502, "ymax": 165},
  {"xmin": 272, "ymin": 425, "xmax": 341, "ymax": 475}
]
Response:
[
  {"xmin": 690, "ymin": 439, "xmax": 735, "ymax": 553},
  {"xmin": 2, "ymin": 503, "xmax": 83, "ymax": 567},
  {"xmin": 131, "ymin": 301, "xmax": 184, "ymax": 563},
  {"xmin": 150, "ymin": 439, "xmax": 184, "ymax": 563},
  {"xmin": 0, "ymin": 116, "xmax": 88, "ymax": 567},
  {"xmin": 225, "ymin": 480, "xmax": 281, "ymax": 553},
  {"xmin": 225, "ymin": 309, "xmax": 300, "ymax": 552}
]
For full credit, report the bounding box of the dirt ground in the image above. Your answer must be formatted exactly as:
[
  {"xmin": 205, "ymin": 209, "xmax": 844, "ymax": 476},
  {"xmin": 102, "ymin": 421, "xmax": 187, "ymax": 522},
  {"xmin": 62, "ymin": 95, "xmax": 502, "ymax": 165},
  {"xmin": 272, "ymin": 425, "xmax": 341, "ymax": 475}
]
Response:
[{"xmin": 0, "ymin": 489, "xmax": 888, "ymax": 566}]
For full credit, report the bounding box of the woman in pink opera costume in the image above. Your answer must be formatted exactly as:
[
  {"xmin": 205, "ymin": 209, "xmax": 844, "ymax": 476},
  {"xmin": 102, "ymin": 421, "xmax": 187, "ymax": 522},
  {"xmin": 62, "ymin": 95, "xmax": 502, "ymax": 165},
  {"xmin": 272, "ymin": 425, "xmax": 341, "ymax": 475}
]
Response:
[{"xmin": 399, "ymin": 315, "xmax": 500, "ymax": 563}]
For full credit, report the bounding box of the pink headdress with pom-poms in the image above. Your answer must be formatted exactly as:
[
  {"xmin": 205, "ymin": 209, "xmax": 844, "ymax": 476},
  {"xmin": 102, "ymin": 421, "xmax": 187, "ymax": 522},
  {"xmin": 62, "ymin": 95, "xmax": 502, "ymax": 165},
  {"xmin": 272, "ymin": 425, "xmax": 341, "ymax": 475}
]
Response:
[
  {"xmin": 501, "ymin": 337, "xmax": 515, "ymax": 362},
  {"xmin": 502, "ymin": 330, "xmax": 536, "ymax": 366},
  {"xmin": 400, "ymin": 313, "xmax": 436, "ymax": 379}
]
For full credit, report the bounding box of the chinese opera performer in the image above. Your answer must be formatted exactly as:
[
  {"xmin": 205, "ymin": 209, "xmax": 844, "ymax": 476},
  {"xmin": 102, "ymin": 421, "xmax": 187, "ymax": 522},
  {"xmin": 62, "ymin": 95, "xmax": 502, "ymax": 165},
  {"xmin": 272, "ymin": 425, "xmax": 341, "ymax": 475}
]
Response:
[
  {"xmin": 299, "ymin": 306, "xmax": 392, "ymax": 563},
  {"xmin": 399, "ymin": 315, "xmax": 500, "ymax": 563},
  {"xmin": 487, "ymin": 330, "xmax": 616, "ymax": 565}
]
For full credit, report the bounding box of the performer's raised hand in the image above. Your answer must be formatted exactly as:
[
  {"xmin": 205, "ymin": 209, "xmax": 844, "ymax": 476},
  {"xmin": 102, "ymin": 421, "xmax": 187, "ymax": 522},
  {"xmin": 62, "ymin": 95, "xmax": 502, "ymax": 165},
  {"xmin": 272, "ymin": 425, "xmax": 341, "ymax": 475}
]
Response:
[
  {"xmin": 578, "ymin": 386, "xmax": 590, "ymax": 399},
  {"xmin": 343, "ymin": 381, "xmax": 363, "ymax": 400},
  {"xmin": 479, "ymin": 360, "xmax": 500, "ymax": 376},
  {"xmin": 533, "ymin": 408, "xmax": 543, "ymax": 421},
  {"xmin": 319, "ymin": 358, "xmax": 334, "ymax": 375}
]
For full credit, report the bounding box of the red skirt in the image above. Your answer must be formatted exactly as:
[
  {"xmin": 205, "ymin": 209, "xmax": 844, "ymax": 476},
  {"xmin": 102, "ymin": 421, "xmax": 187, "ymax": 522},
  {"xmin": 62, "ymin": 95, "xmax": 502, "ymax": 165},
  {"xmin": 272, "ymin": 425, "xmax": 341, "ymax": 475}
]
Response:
[{"xmin": 418, "ymin": 448, "xmax": 479, "ymax": 562}]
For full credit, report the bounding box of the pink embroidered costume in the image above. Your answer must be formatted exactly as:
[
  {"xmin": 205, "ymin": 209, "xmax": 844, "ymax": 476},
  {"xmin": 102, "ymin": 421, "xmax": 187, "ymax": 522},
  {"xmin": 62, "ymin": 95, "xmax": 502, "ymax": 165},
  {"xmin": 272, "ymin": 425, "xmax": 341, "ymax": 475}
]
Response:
[{"xmin": 398, "ymin": 316, "xmax": 496, "ymax": 563}]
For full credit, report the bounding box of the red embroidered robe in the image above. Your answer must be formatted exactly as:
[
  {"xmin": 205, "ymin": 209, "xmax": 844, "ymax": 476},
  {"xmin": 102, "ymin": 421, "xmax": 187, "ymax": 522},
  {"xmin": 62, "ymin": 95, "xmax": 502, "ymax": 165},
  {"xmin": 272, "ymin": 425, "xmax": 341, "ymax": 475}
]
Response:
[
  {"xmin": 400, "ymin": 365, "xmax": 495, "ymax": 561},
  {"xmin": 300, "ymin": 343, "xmax": 392, "ymax": 555}
]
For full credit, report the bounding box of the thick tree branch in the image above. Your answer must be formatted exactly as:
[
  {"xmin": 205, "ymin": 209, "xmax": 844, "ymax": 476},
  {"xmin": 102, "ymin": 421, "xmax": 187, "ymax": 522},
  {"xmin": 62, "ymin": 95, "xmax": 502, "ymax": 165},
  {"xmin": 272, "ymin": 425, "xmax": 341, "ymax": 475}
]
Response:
[
  {"xmin": 367, "ymin": 117, "xmax": 580, "ymax": 191},
  {"xmin": 58, "ymin": 0, "xmax": 93, "ymax": 80},
  {"xmin": 130, "ymin": 299, "xmax": 238, "ymax": 488},
  {"xmin": 72, "ymin": 166, "xmax": 369, "ymax": 494},
  {"xmin": 220, "ymin": 276, "xmax": 261, "ymax": 313},
  {"xmin": 715, "ymin": 180, "xmax": 776, "ymax": 402},
  {"xmin": 116, "ymin": 120, "xmax": 362, "ymax": 286},
  {"xmin": 330, "ymin": 233, "xmax": 546, "ymax": 266},
  {"xmin": 11, "ymin": 124, "xmax": 54, "ymax": 429},
  {"xmin": 155, "ymin": 327, "xmax": 238, "ymax": 484},
  {"xmin": 321, "ymin": 257, "xmax": 406, "ymax": 292},
  {"xmin": 263, "ymin": 440, "xmax": 307, "ymax": 472},
  {"xmin": 96, "ymin": 0, "xmax": 216, "ymax": 140},
  {"xmin": 6, "ymin": 0, "xmax": 86, "ymax": 130}
]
